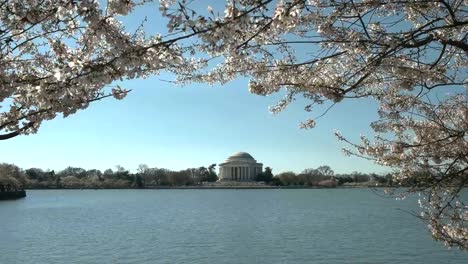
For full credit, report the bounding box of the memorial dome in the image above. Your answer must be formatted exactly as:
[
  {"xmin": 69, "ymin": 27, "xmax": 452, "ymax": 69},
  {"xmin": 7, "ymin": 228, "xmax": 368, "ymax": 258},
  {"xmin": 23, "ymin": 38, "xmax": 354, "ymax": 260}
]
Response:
[{"xmin": 226, "ymin": 152, "xmax": 255, "ymax": 161}]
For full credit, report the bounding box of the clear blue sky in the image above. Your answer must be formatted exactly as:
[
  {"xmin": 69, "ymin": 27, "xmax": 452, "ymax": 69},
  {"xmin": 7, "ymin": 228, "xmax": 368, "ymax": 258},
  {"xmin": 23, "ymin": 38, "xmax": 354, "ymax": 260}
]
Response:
[{"xmin": 0, "ymin": 2, "xmax": 387, "ymax": 175}]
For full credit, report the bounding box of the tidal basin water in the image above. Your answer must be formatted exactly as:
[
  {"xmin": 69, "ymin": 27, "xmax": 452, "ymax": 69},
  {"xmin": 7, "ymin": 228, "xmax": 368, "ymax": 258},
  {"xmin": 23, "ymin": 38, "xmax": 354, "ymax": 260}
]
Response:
[{"xmin": 1, "ymin": 189, "xmax": 466, "ymax": 264}]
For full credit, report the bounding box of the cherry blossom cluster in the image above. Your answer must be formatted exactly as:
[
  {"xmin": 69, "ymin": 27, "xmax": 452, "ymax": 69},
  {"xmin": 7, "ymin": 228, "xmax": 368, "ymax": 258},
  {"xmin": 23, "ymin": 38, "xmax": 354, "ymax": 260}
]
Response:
[{"xmin": 0, "ymin": 0, "xmax": 197, "ymax": 140}]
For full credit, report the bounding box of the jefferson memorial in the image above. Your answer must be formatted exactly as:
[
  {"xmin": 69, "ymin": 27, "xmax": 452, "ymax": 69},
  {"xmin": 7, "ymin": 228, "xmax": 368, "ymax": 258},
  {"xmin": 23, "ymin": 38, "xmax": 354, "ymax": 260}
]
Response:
[{"xmin": 218, "ymin": 152, "xmax": 263, "ymax": 181}]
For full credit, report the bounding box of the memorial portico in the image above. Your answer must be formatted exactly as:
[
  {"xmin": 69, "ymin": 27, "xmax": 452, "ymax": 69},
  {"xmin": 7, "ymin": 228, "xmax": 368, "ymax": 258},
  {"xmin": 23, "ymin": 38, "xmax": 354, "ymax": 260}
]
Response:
[{"xmin": 218, "ymin": 152, "xmax": 263, "ymax": 181}]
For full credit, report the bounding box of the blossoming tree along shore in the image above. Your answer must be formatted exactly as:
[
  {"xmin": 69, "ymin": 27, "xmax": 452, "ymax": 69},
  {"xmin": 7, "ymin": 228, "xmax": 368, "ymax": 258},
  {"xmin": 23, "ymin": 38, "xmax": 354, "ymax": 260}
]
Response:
[
  {"xmin": 1, "ymin": 0, "xmax": 466, "ymax": 249},
  {"xmin": 159, "ymin": 0, "xmax": 467, "ymax": 249}
]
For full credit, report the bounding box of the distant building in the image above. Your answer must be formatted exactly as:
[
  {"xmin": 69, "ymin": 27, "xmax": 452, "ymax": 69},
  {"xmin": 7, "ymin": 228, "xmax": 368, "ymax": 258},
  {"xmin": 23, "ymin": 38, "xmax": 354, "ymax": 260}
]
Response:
[{"xmin": 218, "ymin": 152, "xmax": 263, "ymax": 181}]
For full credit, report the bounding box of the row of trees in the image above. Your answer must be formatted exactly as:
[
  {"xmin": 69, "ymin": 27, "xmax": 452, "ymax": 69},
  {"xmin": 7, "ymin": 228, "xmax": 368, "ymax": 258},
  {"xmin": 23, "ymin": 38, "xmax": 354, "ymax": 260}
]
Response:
[
  {"xmin": 1, "ymin": 163, "xmax": 219, "ymax": 189},
  {"xmin": 271, "ymin": 166, "xmax": 392, "ymax": 187},
  {"xmin": 2, "ymin": 162, "xmax": 392, "ymax": 189}
]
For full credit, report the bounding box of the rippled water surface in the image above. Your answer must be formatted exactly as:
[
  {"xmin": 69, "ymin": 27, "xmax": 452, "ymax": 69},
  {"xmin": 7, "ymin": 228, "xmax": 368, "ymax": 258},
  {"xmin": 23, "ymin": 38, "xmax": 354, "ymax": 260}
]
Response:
[{"xmin": 1, "ymin": 189, "xmax": 466, "ymax": 263}]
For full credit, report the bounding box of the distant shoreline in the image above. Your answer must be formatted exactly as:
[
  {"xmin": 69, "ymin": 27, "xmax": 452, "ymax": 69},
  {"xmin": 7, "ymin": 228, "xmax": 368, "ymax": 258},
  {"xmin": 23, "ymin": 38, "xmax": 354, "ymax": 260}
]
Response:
[{"xmin": 25, "ymin": 185, "xmax": 384, "ymax": 190}]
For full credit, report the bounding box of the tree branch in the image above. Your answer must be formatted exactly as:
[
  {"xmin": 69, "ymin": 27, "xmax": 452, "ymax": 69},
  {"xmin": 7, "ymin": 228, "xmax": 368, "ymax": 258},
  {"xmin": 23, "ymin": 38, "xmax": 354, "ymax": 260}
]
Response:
[{"xmin": 0, "ymin": 122, "xmax": 34, "ymax": 140}]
